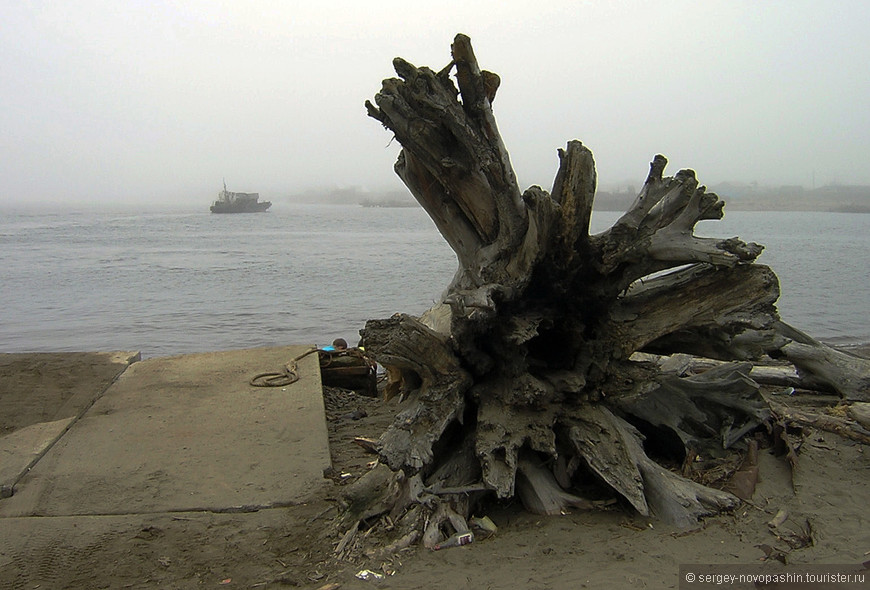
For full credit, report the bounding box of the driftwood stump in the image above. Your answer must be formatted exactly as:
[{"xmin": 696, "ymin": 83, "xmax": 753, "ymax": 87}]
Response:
[{"xmin": 347, "ymin": 34, "xmax": 869, "ymax": 543}]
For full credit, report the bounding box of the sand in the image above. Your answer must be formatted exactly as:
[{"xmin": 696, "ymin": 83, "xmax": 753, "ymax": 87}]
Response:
[{"xmin": 0, "ymin": 352, "xmax": 868, "ymax": 589}]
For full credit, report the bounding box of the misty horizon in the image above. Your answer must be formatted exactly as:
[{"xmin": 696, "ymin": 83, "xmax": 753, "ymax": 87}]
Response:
[{"xmin": 3, "ymin": 2, "xmax": 869, "ymax": 209}]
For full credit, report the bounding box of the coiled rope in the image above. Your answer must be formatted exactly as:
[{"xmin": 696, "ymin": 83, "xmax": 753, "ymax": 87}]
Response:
[
  {"xmin": 249, "ymin": 347, "xmax": 319, "ymax": 387},
  {"xmin": 249, "ymin": 347, "xmax": 377, "ymax": 388}
]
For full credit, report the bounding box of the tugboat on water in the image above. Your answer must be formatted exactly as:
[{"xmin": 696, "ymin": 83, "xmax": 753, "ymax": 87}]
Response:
[{"xmin": 210, "ymin": 180, "xmax": 272, "ymax": 213}]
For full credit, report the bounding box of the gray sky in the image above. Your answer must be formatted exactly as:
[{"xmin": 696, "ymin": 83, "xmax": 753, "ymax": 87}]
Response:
[{"xmin": 2, "ymin": 1, "xmax": 869, "ymax": 207}]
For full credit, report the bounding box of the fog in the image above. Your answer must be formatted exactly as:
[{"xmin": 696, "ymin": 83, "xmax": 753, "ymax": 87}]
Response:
[{"xmin": 2, "ymin": 1, "xmax": 869, "ymax": 209}]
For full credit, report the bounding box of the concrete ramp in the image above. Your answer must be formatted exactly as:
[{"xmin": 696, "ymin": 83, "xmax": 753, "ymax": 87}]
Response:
[
  {"xmin": 0, "ymin": 417, "xmax": 75, "ymax": 498},
  {"xmin": 0, "ymin": 346, "xmax": 330, "ymax": 517},
  {"xmin": 0, "ymin": 351, "xmax": 139, "ymax": 498}
]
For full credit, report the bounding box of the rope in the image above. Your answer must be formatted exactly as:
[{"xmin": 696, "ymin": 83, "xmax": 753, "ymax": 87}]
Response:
[
  {"xmin": 249, "ymin": 347, "xmax": 319, "ymax": 387},
  {"xmin": 249, "ymin": 347, "xmax": 377, "ymax": 387}
]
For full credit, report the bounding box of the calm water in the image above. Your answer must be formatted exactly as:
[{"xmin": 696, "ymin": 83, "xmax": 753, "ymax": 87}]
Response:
[{"xmin": 1, "ymin": 204, "xmax": 867, "ymax": 357}]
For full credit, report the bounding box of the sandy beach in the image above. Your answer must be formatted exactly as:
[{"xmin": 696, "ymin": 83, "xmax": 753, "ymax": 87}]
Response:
[{"xmin": 1, "ymin": 349, "xmax": 868, "ymax": 589}]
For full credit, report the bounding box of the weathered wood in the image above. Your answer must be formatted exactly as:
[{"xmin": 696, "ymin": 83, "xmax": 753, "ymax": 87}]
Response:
[
  {"xmin": 652, "ymin": 321, "xmax": 870, "ymax": 399},
  {"xmin": 365, "ymin": 315, "xmax": 472, "ymax": 471},
  {"xmin": 767, "ymin": 399, "xmax": 870, "ymax": 444},
  {"xmin": 635, "ymin": 350, "xmax": 852, "ymax": 394},
  {"xmin": 515, "ymin": 450, "xmax": 596, "ymax": 516},
  {"xmin": 366, "ymin": 37, "xmax": 527, "ymax": 294},
  {"xmin": 473, "ymin": 377, "xmax": 559, "ymax": 497},
  {"xmin": 850, "ymin": 403, "xmax": 870, "ymax": 429},
  {"xmin": 337, "ymin": 463, "xmax": 402, "ymax": 528},
  {"xmin": 609, "ymin": 413, "xmax": 740, "ymax": 528},
  {"xmin": 724, "ymin": 439, "xmax": 760, "ymax": 500},
  {"xmin": 774, "ymin": 322, "xmax": 870, "ymax": 401},
  {"xmin": 606, "ymin": 263, "xmax": 780, "ymax": 359},
  {"xmin": 562, "ymin": 404, "xmax": 649, "ymax": 516},
  {"xmin": 616, "ymin": 362, "xmax": 770, "ymax": 455},
  {"xmin": 353, "ymin": 34, "xmax": 860, "ymax": 540}
]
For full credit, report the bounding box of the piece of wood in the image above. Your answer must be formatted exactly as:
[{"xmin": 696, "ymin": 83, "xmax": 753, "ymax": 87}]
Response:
[
  {"xmin": 775, "ymin": 322, "xmax": 870, "ymax": 401},
  {"xmin": 849, "ymin": 402, "xmax": 870, "ymax": 429},
  {"xmin": 767, "ymin": 399, "xmax": 870, "ymax": 444},
  {"xmin": 347, "ymin": 34, "xmax": 861, "ymax": 542},
  {"xmin": 562, "ymin": 404, "xmax": 649, "ymax": 516},
  {"xmin": 616, "ymin": 362, "xmax": 770, "ymax": 455},
  {"xmin": 365, "ymin": 315, "xmax": 472, "ymax": 471},
  {"xmin": 611, "ymin": 413, "xmax": 740, "ymax": 529},
  {"xmin": 515, "ymin": 450, "xmax": 595, "ymax": 515},
  {"xmin": 724, "ymin": 440, "xmax": 760, "ymax": 500}
]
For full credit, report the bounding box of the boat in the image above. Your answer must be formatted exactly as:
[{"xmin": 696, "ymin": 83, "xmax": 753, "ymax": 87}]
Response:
[{"xmin": 210, "ymin": 180, "xmax": 272, "ymax": 213}]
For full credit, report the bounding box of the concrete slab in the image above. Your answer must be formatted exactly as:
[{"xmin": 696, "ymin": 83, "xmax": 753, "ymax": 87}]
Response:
[
  {"xmin": 0, "ymin": 417, "xmax": 75, "ymax": 498},
  {"xmin": 0, "ymin": 351, "xmax": 140, "ymax": 434},
  {"xmin": 0, "ymin": 346, "xmax": 330, "ymax": 517},
  {"xmin": 0, "ymin": 351, "xmax": 139, "ymax": 498}
]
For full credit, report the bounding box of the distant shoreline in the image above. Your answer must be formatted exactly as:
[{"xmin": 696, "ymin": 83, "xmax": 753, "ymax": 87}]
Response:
[
  {"xmin": 592, "ymin": 184, "xmax": 870, "ymax": 214},
  {"xmin": 307, "ymin": 185, "xmax": 870, "ymax": 214},
  {"xmin": 592, "ymin": 203, "xmax": 870, "ymax": 213}
]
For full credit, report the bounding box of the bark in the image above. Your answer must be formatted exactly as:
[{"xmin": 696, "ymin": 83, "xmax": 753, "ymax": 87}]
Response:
[{"xmin": 349, "ymin": 33, "xmax": 863, "ymax": 534}]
